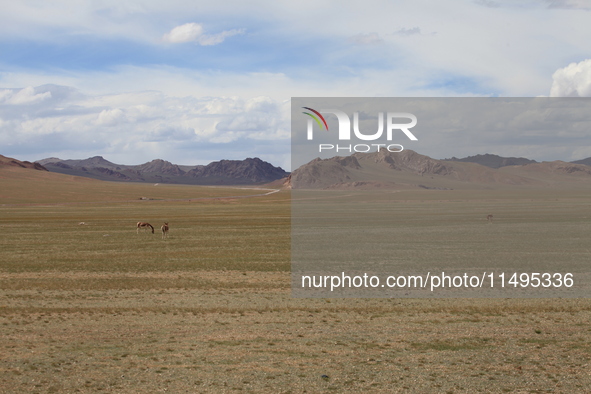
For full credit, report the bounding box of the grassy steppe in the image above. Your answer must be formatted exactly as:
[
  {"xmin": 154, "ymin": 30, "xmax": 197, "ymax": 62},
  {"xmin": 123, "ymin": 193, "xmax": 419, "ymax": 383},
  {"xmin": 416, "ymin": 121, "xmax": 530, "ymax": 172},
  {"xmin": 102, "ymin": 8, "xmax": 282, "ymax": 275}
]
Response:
[{"xmin": 1, "ymin": 167, "xmax": 591, "ymax": 393}]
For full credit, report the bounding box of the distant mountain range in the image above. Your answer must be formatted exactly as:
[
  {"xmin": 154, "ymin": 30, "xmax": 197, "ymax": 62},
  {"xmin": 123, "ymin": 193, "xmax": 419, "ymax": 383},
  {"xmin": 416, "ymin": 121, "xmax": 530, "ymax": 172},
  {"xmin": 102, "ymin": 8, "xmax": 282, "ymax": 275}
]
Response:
[
  {"xmin": 445, "ymin": 153, "xmax": 537, "ymax": 168},
  {"xmin": 34, "ymin": 156, "xmax": 289, "ymax": 185},
  {"xmin": 287, "ymin": 150, "xmax": 591, "ymax": 190},
  {"xmin": 4, "ymin": 151, "xmax": 591, "ymax": 190}
]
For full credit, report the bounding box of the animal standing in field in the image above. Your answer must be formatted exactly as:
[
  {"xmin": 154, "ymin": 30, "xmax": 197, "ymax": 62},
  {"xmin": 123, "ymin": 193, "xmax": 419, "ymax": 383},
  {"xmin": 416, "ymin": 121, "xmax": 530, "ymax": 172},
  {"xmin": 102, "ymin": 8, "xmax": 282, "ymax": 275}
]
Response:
[
  {"xmin": 161, "ymin": 222, "xmax": 169, "ymax": 239},
  {"xmin": 486, "ymin": 214, "xmax": 493, "ymax": 223},
  {"xmin": 137, "ymin": 222, "xmax": 154, "ymax": 234}
]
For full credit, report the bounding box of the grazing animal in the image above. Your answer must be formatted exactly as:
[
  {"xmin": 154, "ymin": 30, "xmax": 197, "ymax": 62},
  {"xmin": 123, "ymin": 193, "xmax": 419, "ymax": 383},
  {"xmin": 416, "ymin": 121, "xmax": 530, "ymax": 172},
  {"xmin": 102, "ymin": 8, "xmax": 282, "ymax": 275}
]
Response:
[
  {"xmin": 486, "ymin": 214, "xmax": 493, "ymax": 223},
  {"xmin": 161, "ymin": 222, "xmax": 169, "ymax": 239},
  {"xmin": 137, "ymin": 222, "xmax": 154, "ymax": 234}
]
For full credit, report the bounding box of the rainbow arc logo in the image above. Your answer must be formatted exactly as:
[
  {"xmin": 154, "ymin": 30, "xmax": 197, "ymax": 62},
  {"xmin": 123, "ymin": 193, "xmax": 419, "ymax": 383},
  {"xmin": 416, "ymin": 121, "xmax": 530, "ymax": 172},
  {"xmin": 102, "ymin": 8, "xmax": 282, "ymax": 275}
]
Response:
[{"xmin": 302, "ymin": 107, "xmax": 328, "ymax": 131}]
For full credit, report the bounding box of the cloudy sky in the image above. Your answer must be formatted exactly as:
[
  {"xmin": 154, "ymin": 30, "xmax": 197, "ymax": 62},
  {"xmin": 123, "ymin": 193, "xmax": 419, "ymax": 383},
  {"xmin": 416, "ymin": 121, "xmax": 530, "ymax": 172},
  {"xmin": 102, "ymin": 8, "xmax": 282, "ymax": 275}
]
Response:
[{"xmin": 1, "ymin": 0, "xmax": 590, "ymax": 171}]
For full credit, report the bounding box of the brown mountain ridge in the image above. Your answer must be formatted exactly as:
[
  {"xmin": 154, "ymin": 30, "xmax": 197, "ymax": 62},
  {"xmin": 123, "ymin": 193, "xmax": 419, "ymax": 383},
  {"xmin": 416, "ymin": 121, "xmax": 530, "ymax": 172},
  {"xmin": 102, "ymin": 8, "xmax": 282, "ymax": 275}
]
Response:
[
  {"xmin": 0, "ymin": 154, "xmax": 48, "ymax": 171},
  {"xmin": 35, "ymin": 156, "xmax": 288, "ymax": 185},
  {"xmin": 445, "ymin": 153, "xmax": 537, "ymax": 168},
  {"xmin": 288, "ymin": 150, "xmax": 591, "ymax": 190}
]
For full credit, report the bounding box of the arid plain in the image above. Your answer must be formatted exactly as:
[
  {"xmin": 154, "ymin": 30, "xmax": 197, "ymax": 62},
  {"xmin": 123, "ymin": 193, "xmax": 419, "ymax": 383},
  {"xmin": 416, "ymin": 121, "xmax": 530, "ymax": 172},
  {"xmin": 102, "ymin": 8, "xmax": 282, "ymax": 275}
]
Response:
[{"xmin": 2, "ymin": 165, "xmax": 591, "ymax": 393}]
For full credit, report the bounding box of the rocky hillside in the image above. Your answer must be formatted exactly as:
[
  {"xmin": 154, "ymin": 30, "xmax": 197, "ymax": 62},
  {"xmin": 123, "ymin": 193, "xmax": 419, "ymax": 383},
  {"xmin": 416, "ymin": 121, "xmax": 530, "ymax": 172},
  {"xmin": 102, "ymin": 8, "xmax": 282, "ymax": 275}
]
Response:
[
  {"xmin": 288, "ymin": 149, "xmax": 591, "ymax": 190},
  {"xmin": 186, "ymin": 158, "xmax": 289, "ymax": 184},
  {"xmin": 0, "ymin": 154, "xmax": 48, "ymax": 171},
  {"xmin": 136, "ymin": 159, "xmax": 186, "ymax": 176},
  {"xmin": 571, "ymin": 157, "xmax": 591, "ymax": 166},
  {"xmin": 446, "ymin": 153, "xmax": 537, "ymax": 168},
  {"xmin": 37, "ymin": 156, "xmax": 288, "ymax": 185}
]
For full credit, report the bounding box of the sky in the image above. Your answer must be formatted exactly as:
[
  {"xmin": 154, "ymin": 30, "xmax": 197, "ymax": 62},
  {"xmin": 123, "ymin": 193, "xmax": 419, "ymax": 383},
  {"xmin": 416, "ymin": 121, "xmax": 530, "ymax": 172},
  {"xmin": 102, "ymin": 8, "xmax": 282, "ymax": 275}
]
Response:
[{"xmin": 1, "ymin": 0, "xmax": 591, "ymax": 171}]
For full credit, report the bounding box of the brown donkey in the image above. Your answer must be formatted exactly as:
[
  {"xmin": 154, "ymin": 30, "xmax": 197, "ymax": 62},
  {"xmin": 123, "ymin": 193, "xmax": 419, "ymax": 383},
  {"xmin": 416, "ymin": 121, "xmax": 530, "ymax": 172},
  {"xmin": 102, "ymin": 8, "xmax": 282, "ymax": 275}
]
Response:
[{"xmin": 137, "ymin": 222, "xmax": 154, "ymax": 234}]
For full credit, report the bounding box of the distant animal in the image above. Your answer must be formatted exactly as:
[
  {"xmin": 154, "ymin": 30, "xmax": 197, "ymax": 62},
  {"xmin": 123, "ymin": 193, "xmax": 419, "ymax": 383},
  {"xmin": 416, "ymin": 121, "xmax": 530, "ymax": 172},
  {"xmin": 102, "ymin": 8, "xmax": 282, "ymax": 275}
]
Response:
[
  {"xmin": 486, "ymin": 214, "xmax": 493, "ymax": 223},
  {"xmin": 137, "ymin": 222, "xmax": 154, "ymax": 234},
  {"xmin": 161, "ymin": 222, "xmax": 169, "ymax": 239}
]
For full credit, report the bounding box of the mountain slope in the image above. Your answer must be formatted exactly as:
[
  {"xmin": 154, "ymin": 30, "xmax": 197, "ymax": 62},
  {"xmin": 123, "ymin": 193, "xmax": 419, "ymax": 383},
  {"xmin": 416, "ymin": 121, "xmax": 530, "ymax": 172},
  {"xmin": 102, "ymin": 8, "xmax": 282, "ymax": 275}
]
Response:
[
  {"xmin": 37, "ymin": 156, "xmax": 288, "ymax": 185},
  {"xmin": 185, "ymin": 157, "xmax": 290, "ymax": 184},
  {"xmin": 0, "ymin": 154, "xmax": 48, "ymax": 171},
  {"xmin": 446, "ymin": 153, "xmax": 537, "ymax": 168},
  {"xmin": 289, "ymin": 149, "xmax": 591, "ymax": 190},
  {"xmin": 571, "ymin": 157, "xmax": 591, "ymax": 166}
]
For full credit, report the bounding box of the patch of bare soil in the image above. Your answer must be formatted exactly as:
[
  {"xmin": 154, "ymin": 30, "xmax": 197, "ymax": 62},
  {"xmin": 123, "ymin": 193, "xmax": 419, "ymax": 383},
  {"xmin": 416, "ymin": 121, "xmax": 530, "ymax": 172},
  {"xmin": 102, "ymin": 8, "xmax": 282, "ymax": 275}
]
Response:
[{"xmin": 1, "ymin": 271, "xmax": 591, "ymax": 393}]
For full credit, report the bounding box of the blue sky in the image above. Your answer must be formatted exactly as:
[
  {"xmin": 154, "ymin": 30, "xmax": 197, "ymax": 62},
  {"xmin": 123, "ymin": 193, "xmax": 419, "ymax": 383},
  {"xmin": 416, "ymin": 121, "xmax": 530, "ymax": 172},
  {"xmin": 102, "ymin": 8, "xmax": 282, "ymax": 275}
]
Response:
[{"xmin": 1, "ymin": 0, "xmax": 591, "ymax": 170}]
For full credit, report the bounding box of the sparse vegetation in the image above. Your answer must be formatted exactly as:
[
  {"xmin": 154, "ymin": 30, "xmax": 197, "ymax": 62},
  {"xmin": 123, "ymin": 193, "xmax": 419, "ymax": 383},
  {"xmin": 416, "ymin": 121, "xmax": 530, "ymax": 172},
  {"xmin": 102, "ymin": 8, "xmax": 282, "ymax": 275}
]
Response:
[{"xmin": 1, "ymin": 167, "xmax": 591, "ymax": 392}]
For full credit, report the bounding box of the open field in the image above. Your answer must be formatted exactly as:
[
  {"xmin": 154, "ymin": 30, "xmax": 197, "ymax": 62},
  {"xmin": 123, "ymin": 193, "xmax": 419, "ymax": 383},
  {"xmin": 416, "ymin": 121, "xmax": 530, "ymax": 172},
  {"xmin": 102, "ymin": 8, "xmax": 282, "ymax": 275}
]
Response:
[
  {"xmin": 2, "ymin": 168, "xmax": 591, "ymax": 393},
  {"xmin": 0, "ymin": 166, "xmax": 273, "ymax": 205},
  {"xmin": 292, "ymin": 189, "xmax": 591, "ymax": 298}
]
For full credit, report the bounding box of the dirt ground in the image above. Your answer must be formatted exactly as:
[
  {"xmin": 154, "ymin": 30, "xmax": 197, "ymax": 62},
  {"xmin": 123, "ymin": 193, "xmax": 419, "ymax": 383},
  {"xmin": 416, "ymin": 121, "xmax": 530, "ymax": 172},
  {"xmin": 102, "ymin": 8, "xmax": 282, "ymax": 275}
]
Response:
[
  {"xmin": 2, "ymin": 270, "xmax": 591, "ymax": 393},
  {"xmin": 2, "ymin": 184, "xmax": 591, "ymax": 393}
]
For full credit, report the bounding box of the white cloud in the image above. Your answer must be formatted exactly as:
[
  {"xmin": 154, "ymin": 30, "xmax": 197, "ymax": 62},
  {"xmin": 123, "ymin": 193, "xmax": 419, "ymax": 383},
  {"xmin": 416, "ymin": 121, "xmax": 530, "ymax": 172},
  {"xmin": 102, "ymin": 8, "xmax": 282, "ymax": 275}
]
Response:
[
  {"xmin": 0, "ymin": 84, "xmax": 289, "ymax": 165},
  {"xmin": 162, "ymin": 22, "xmax": 204, "ymax": 43},
  {"xmin": 197, "ymin": 28, "xmax": 245, "ymax": 46},
  {"xmin": 2, "ymin": 1, "xmax": 591, "ymax": 168},
  {"xmin": 349, "ymin": 33, "xmax": 383, "ymax": 45},
  {"xmin": 545, "ymin": 0, "xmax": 591, "ymax": 10},
  {"xmin": 1, "ymin": 1, "xmax": 589, "ymax": 99},
  {"xmin": 473, "ymin": 0, "xmax": 501, "ymax": 8},
  {"xmin": 203, "ymin": 97, "xmax": 244, "ymax": 115},
  {"xmin": 244, "ymin": 96, "xmax": 277, "ymax": 113},
  {"xmin": 0, "ymin": 86, "xmax": 52, "ymax": 105},
  {"xmin": 473, "ymin": 0, "xmax": 590, "ymax": 9},
  {"xmin": 96, "ymin": 108, "xmax": 126, "ymax": 126},
  {"xmin": 393, "ymin": 27, "xmax": 422, "ymax": 36},
  {"xmin": 550, "ymin": 59, "xmax": 591, "ymax": 97},
  {"xmin": 162, "ymin": 22, "xmax": 244, "ymax": 45}
]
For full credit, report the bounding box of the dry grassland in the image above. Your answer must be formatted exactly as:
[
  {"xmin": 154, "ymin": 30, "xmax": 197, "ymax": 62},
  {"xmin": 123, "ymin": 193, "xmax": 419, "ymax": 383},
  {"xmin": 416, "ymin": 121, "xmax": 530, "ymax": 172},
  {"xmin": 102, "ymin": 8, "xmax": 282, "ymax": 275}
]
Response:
[{"xmin": 1, "ymin": 172, "xmax": 591, "ymax": 393}]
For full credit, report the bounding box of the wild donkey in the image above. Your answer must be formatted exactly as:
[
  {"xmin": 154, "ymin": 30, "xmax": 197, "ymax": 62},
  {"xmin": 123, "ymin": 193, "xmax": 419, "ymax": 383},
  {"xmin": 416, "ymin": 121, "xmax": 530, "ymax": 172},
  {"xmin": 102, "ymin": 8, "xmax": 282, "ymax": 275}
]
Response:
[{"xmin": 137, "ymin": 222, "xmax": 154, "ymax": 234}]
